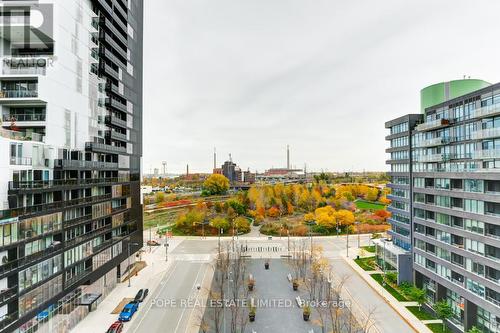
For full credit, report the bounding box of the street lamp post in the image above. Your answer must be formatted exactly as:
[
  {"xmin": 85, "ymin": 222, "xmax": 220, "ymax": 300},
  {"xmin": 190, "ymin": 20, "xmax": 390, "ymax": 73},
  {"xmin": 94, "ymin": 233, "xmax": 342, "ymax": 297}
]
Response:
[
  {"xmin": 165, "ymin": 227, "xmax": 169, "ymax": 262},
  {"xmin": 127, "ymin": 241, "xmax": 140, "ymax": 287},
  {"xmin": 306, "ymin": 220, "xmax": 316, "ymax": 261},
  {"xmin": 355, "ymin": 221, "xmax": 360, "ymax": 248},
  {"xmin": 346, "ymin": 227, "xmax": 349, "ymax": 257}
]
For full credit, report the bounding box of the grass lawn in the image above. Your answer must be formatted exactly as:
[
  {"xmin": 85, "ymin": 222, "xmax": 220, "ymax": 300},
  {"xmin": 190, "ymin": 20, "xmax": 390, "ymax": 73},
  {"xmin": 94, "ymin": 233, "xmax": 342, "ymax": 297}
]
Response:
[
  {"xmin": 370, "ymin": 274, "xmax": 407, "ymax": 301},
  {"xmin": 361, "ymin": 245, "xmax": 376, "ymax": 253},
  {"xmin": 143, "ymin": 209, "xmax": 181, "ymax": 228},
  {"xmin": 406, "ymin": 306, "xmax": 435, "ymax": 320},
  {"xmin": 354, "ymin": 199, "xmax": 386, "ymax": 211},
  {"xmin": 354, "ymin": 257, "xmax": 376, "ymax": 271},
  {"xmin": 427, "ymin": 323, "xmax": 452, "ymax": 333}
]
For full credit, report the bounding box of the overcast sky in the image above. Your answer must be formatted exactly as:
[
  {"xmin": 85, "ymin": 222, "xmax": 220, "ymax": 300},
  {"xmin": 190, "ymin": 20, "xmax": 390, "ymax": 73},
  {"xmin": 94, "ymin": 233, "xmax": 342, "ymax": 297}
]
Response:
[{"xmin": 143, "ymin": 0, "xmax": 500, "ymax": 175}]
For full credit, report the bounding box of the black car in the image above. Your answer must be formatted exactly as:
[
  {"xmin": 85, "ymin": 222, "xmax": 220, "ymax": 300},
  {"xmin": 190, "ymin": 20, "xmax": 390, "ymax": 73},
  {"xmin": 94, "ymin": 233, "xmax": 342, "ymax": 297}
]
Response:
[{"xmin": 134, "ymin": 289, "xmax": 149, "ymax": 302}]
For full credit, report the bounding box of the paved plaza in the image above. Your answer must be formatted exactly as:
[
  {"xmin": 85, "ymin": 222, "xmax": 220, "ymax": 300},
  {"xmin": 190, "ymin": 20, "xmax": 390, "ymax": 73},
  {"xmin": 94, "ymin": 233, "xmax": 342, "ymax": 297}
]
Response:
[{"xmin": 72, "ymin": 233, "xmax": 417, "ymax": 333}]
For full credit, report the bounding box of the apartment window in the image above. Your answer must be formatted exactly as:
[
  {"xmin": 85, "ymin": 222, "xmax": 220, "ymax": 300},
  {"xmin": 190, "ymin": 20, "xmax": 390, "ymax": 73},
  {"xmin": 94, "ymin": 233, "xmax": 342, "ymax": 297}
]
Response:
[
  {"xmin": 464, "ymin": 179, "xmax": 484, "ymax": 193},
  {"xmin": 436, "ymin": 213, "xmax": 450, "ymax": 226},
  {"xmin": 464, "ymin": 199, "xmax": 485, "ymax": 214},
  {"xmin": 390, "ymin": 122, "xmax": 408, "ymax": 135},
  {"xmin": 436, "ymin": 195, "xmax": 450, "ymax": 208},
  {"xmin": 18, "ymin": 255, "xmax": 62, "ymax": 292},
  {"xmin": 465, "ymin": 219, "xmax": 484, "ymax": 235},
  {"xmin": 466, "ymin": 259, "xmax": 485, "ymax": 277},
  {"xmin": 414, "ymin": 177, "xmax": 424, "ymax": 188},
  {"xmin": 467, "ymin": 279, "xmax": 485, "ymax": 297},
  {"xmin": 466, "ymin": 238, "xmax": 485, "ymax": 254},
  {"xmin": 435, "ymin": 178, "xmax": 450, "ymax": 190},
  {"xmin": 18, "ymin": 275, "xmax": 62, "ymax": 316}
]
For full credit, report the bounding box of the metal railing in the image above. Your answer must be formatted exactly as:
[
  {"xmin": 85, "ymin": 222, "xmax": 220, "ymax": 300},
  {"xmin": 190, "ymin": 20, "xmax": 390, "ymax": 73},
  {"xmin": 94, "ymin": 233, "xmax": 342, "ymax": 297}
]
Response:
[
  {"xmin": 0, "ymin": 194, "xmax": 112, "ymax": 220},
  {"xmin": 0, "ymin": 90, "xmax": 38, "ymax": 98},
  {"xmin": 9, "ymin": 177, "xmax": 123, "ymax": 190},
  {"xmin": 10, "ymin": 156, "xmax": 32, "ymax": 166},
  {"xmin": 2, "ymin": 114, "xmax": 46, "ymax": 122},
  {"xmin": 54, "ymin": 159, "xmax": 119, "ymax": 169},
  {"xmin": 85, "ymin": 142, "xmax": 127, "ymax": 154}
]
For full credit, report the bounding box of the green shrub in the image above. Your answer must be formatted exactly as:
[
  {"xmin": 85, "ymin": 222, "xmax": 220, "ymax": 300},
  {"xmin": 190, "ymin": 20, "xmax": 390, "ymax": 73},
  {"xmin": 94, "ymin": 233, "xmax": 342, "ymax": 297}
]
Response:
[{"xmin": 385, "ymin": 272, "xmax": 398, "ymax": 285}]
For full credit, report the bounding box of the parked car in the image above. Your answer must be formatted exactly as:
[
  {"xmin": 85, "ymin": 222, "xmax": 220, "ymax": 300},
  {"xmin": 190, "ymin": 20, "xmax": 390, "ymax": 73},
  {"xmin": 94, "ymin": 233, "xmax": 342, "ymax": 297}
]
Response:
[
  {"xmin": 118, "ymin": 301, "xmax": 139, "ymax": 322},
  {"xmin": 106, "ymin": 321, "xmax": 124, "ymax": 333},
  {"xmin": 134, "ymin": 289, "xmax": 144, "ymax": 302},
  {"xmin": 134, "ymin": 289, "xmax": 149, "ymax": 302},
  {"xmin": 147, "ymin": 240, "xmax": 160, "ymax": 246}
]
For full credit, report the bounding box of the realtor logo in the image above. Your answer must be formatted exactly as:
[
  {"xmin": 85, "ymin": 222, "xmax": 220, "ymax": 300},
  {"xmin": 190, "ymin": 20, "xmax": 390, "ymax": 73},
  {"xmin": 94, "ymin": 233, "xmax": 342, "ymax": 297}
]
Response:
[{"xmin": 0, "ymin": 2, "xmax": 54, "ymax": 52}]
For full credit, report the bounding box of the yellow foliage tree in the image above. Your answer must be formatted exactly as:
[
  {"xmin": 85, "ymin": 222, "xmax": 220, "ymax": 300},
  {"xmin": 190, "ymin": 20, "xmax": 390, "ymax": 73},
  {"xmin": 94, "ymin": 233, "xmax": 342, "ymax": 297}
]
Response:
[
  {"xmin": 203, "ymin": 174, "xmax": 230, "ymax": 195},
  {"xmin": 334, "ymin": 209, "xmax": 355, "ymax": 227}
]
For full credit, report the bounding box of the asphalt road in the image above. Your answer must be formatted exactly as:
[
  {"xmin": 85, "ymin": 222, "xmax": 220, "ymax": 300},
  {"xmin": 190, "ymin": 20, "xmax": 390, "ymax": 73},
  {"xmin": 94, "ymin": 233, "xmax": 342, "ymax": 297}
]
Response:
[
  {"xmin": 127, "ymin": 260, "xmax": 210, "ymax": 333},
  {"xmin": 126, "ymin": 236, "xmax": 414, "ymax": 333}
]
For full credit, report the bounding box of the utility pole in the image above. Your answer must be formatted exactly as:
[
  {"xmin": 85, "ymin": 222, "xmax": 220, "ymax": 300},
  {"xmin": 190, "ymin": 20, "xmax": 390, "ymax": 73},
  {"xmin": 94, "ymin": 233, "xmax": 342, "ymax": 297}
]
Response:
[
  {"xmin": 346, "ymin": 228, "xmax": 349, "ymax": 257},
  {"xmin": 165, "ymin": 228, "xmax": 169, "ymax": 262}
]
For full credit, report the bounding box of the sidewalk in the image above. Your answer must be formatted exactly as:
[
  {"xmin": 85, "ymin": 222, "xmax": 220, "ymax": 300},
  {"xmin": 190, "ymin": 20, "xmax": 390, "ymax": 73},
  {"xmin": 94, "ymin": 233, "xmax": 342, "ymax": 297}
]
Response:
[
  {"xmin": 71, "ymin": 238, "xmax": 182, "ymax": 333},
  {"xmin": 342, "ymin": 251, "xmax": 432, "ymax": 333}
]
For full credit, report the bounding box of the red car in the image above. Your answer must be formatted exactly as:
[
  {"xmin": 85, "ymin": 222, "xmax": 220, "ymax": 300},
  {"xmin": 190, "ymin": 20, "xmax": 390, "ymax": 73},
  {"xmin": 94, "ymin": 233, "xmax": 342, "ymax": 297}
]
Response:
[{"xmin": 106, "ymin": 321, "xmax": 123, "ymax": 333}]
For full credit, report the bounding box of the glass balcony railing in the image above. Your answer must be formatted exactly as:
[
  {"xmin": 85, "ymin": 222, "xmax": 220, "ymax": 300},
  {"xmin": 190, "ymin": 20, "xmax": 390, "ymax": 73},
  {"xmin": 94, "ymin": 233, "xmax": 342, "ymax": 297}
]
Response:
[
  {"xmin": 0, "ymin": 128, "xmax": 44, "ymax": 142},
  {"xmin": 473, "ymin": 149, "xmax": 500, "ymax": 160},
  {"xmin": 416, "ymin": 118, "xmax": 450, "ymax": 132},
  {"xmin": 472, "ymin": 127, "xmax": 500, "ymax": 140},
  {"xmin": 0, "ymin": 194, "xmax": 112, "ymax": 221},
  {"xmin": 472, "ymin": 103, "xmax": 500, "ymax": 119},
  {"xmin": 9, "ymin": 177, "xmax": 126, "ymax": 190},
  {"xmin": 0, "ymin": 90, "xmax": 38, "ymax": 98},
  {"xmin": 2, "ymin": 113, "xmax": 46, "ymax": 122},
  {"xmin": 54, "ymin": 159, "xmax": 119, "ymax": 169},
  {"xmin": 415, "ymin": 153, "xmax": 444, "ymax": 162}
]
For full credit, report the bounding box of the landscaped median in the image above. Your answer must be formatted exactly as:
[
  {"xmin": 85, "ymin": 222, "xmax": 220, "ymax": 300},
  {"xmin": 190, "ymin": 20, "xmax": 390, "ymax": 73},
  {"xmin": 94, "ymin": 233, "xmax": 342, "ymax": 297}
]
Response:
[{"xmin": 345, "ymin": 251, "xmax": 433, "ymax": 333}]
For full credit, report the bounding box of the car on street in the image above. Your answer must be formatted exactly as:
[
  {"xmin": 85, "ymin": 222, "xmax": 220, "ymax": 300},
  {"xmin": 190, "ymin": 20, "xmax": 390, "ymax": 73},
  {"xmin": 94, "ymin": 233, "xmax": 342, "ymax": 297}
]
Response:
[
  {"xmin": 106, "ymin": 321, "xmax": 124, "ymax": 333},
  {"xmin": 134, "ymin": 289, "xmax": 149, "ymax": 302},
  {"xmin": 118, "ymin": 301, "xmax": 139, "ymax": 322}
]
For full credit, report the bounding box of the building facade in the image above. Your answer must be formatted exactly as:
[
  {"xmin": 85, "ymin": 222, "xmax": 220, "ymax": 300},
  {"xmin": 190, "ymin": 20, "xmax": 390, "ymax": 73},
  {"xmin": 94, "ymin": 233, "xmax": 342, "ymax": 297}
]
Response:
[
  {"xmin": 386, "ymin": 79, "xmax": 500, "ymax": 332},
  {"xmin": 0, "ymin": 0, "xmax": 143, "ymax": 332}
]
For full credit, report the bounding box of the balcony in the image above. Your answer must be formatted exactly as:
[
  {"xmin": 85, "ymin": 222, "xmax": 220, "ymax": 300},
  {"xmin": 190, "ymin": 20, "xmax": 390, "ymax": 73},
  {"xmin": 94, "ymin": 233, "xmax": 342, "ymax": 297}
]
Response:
[
  {"xmin": 417, "ymin": 137, "xmax": 448, "ymax": 148},
  {"xmin": 106, "ymin": 130, "xmax": 127, "ymax": 141},
  {"xmin": 416, "ymin": 118, "xmax": 451, "ymax": 132},
  {"xmin": 9, "ymin": 177, "xmax": 122, "ymax": 190},
  {"xmin": 0, "ymin": 311, "xmax": 18, "ymax": 331},
  {"xmin": 105, "ymin": 114, "xmax": 127, "ymax": 128},
  {"xmin": 2, "ymin": 113, "xmax": 46, "ymax": 122},
  {"xmin": 85, "ymin": 142, "xmax": 127, "ymax": 154},
  {"xmin": 473, "ymin": 103, "xmax": 500, "ymax": 119},
  {"xmin": 0, "ymin": 90, "xmax": 38, "ymax": 99},
  {"xmin": 10, "ymin": 156, "xmax": 32, "ymax": 166},
  {"xmin": 54, "ymin": 159, "xmax": 118, "ymax": 169},
  {"xmin": 473, "ymin": 149, "xmax": 500, "ymax": 160},
  {"xmin": 0, "ymin": 128, "xmax": 44, "ymax": 142},
  {"xmin": 0, "ymin": 285, "xmax": 17, "ymax": 304},
  {"xmin": 0, "ymin": 194, "xmax": 112, "ymax": 220},
  {"xmin": 472, "ymin": 127, "xmax": 500, "ymax": 140},
  {"xmin": 415, "ymin": 153, "xmax": 444, "ymax": 163}
]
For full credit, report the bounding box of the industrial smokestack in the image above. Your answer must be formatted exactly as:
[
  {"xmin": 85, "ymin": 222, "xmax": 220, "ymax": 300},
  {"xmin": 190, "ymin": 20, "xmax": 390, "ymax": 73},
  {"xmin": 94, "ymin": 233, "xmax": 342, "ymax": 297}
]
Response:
[{"xmin": 214, "ymin": 147, "xmax": 217, "ymax": 169}]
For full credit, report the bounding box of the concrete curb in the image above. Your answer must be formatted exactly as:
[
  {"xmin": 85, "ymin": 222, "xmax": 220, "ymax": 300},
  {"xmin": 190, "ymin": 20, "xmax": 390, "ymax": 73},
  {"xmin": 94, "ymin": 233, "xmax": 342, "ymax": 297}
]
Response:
[{"xmin": 342, "ymin": 254, "xmax": 432, "ymax": 333}]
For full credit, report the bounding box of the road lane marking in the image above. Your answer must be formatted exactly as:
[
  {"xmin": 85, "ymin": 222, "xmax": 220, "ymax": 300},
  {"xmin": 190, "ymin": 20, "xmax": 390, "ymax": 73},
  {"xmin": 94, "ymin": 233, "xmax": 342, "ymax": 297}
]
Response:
[
  {"xmin": 173, "ymin": 263, "xmax": 204, "ymax": 333},
  {"xmin": 129, "ymin": 260, "xmax": 179, "ymax": 333}
]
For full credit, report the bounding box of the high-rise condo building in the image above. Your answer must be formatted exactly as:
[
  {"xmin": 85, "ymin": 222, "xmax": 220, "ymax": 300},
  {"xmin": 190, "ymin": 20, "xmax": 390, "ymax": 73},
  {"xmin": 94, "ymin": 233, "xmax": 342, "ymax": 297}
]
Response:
[
  {"xmin": 0, "ymin": 0, "xmax": 143, "ymax": 332},
  {"xmin": 384, "ymin": 79, "xmax": 500, "ymax": 332}
]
